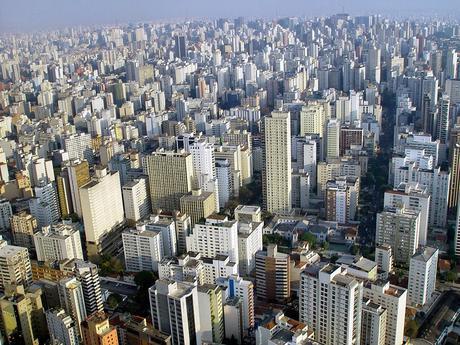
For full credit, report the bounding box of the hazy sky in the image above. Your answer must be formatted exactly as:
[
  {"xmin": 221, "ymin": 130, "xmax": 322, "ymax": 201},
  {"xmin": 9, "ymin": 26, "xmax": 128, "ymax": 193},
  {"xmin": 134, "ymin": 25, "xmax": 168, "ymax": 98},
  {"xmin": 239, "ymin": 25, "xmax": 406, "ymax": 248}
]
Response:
[{"xmin": 1, "ymin": 0, "xmax": 459, "ymax": 32}]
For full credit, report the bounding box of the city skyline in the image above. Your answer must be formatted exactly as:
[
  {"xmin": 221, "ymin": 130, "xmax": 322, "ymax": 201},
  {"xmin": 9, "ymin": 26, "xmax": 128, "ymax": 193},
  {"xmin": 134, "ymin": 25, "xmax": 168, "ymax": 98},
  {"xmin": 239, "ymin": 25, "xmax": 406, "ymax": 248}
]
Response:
[{"xmin": 1, "ymin": 0, "xmax": 460, "ymax": 32}]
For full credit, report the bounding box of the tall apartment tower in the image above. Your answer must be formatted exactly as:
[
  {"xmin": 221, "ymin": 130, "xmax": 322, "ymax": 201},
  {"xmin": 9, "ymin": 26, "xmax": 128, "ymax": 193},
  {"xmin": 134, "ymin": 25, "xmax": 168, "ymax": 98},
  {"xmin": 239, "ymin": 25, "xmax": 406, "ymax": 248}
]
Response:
[
  {"xmin": 122, "ymin": 176, "xmax": 151, "ymax": 223},
  {"xmin": 149, "ymin": 280, "xmax": 201, "ymax": 345},
  {"xmin": 384, "ymin": 183, "xmax": 430, "ymax": 246},
  {"xmin": 58, "ymin": 277, "xmax": 87, "ymax": 335},
  {"xmin": 361, "ymin": 297, "xmax": 387, "ymax": 345},
  {"xmin": 325, "ymin": 177, "xmax": 359, "ymax": 224},
  {"xmin": 81, "ymin": 312, "xmax": 119, "ymax": 345},
  {"xmin": 46, "ymin": 309, "xmax": 80, "ymax": 345},
  {"xmin": 408, "ymin": 247, "xmax": 438, "ymax": 307},
  {"xmin": 255, "ymin": 244, "xmax": 290, "ymax": 302},
  {"xmin": 0, "ymin": 240, "xmax": 32, "ymax": 291},
  {"xmin": 456, "ymin": 198, "xmax": 460, "ymax": 258},
  {"xmin": 186, "ymin": 215, "xmax": 239, "ymax": 264},
  {"xmin": 299, "ymin": 264, "xmax": 363, "ymax": 345},
  {"xmin": 143, "ymin": 150, "xmax": 194, "ymax": 212},
  {"xmin": 10, "ymin": 211, "xmax": 38, "ymax": 251},
  {"xmin": 190, "ymin": 139, "xmax": 219, "ymax": 209},
  {"xmin": 376, "ymin": 206, "xmax": 421, "ymax": 264},
  {"xmin": 80, "ymin": 167, "xmax": 124, "ymax": 256},
  {"xmin": 326, "ymin": 119, "xmax": 340, "ymax": 159},
  {"xmin": 448, "ymin": 142, "xmax": 460, "ymax": 212},
  {"xmin": 73, "ymin": 260, "xmax": 104, "ymax": 316},
  {"xmin": 262, "ymin": 111, "xmax": 292, "ymax": 214},
  {"xmin": 363, "ymin": 281, "xmax": 407, "ymax": 345},
  {"xmin": 436, "ymin": 94, "xmax": 450, "ymax": 144},
  {"xmin": 67, "ymin": 159, "xmax": 90, "ymax": 218},
  {"xmin": 29, "ymin": 182, "xmax": 61, "ymax": 229}
]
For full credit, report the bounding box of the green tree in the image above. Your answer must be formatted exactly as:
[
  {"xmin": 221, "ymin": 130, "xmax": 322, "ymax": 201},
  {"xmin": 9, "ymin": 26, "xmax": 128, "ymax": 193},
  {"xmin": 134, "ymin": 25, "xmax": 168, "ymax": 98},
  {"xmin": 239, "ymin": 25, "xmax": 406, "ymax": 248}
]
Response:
[
  {"xmin": 300, "ymin": 232, "xmax": 317, "ymax": 248},
  {"xmin": 134, "ymin": 270, "xmax": 157, "ymax": 289},
  {"xmin": 447, "ymin": 270, "xmax": 457, "ymax": 282},
  {"xmin": 107, "ymin": 293, "xmax": 122, "ymax": 309}
]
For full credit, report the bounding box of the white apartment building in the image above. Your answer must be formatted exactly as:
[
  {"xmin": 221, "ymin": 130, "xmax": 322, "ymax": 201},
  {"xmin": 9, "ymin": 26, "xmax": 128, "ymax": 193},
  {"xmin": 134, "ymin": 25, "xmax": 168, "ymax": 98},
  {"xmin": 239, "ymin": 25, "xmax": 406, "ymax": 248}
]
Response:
[
  {"xmin": 63, "ymin": 133, "xmax": 94, "ymax": 163},
  {"xmin": 46, "ymin": 309, "xmax": 80, "ymax": 345},
  {"xmin": 29, "ymin": 182, "xmax": 61, "ymax": 229},
  {"xmin": 376, "ymin": 206, "xmax": 420, "ymax": 264},
  {"xmin": 384, "ymin": 183, "xmax": 430, "ymax": 246},
  {"xmin": 408, "ymin": 247, "xmax": 438, "ymax": 307},
  {"xmin": 80, "ymin": 168, "xmax": 124, "ymax": 251},
  {"xmin": 299, "ymin": 264, "xmax": 363, "ymax": 345},
  {"xmin": 122, "ymin": 226, "xmax": 163, "ymax": 272},
  {"xmin": 34, "ymin": 222, "xmax": 83, "ymax": 262},
  {"xmin": 122, "ymin": 176, "xmax": 150, "ymax": 222},
  {"xmin": 363, "ymin": 281, "xmax": 407, "ymax": 345},
  {"xmin": 361, "ymin": 297, "xmax": 387, "ymax": 345},
  {"xmin": 238, "ymin": 221, "xmax": 263, "ymax": 276},
  {"xmin": 216, "ymin": 275, "xmax": 255, "ymax": 332},
  {"xmin": 201, "ymin": 254, "xmax": 238, "ymax": 284},
  {"xmin": 149, "ymin": 280, "xmax": 201, "ymax": 345},
  {"xmin": 58, "ymin": 277, "xmax": 87, "ymax": 335},
  {"xmin": 139, "ymin": 215, "xmax": 177, "ymax": 257},
  {"xmin": 186, "ymin": 215, "xmax": 239, "ymax": 264},
  {"xmin": 0, "ymin": 240, "xmax": 32, "ymax": 291}
]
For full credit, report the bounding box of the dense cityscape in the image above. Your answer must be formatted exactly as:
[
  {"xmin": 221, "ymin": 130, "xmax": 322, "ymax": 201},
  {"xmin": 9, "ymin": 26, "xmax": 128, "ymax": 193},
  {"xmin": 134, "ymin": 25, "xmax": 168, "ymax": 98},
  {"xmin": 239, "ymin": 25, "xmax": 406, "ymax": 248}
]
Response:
[{"xmin": 0, "ymin": 10, "xmax": 459, "ymax": 345}]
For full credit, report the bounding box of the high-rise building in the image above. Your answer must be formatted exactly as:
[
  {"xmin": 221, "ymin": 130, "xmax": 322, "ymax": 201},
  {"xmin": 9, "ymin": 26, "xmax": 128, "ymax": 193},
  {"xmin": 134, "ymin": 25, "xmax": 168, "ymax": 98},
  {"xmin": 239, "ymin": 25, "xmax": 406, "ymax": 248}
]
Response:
[
  {"xmin": 73, "ymin": 260, "xmax": 103, "ymax": 316},
  {"xmin": 376, "ymin": 206, "xmax": 420, "ymax": 264},
  {"xmin": 149, "ymin": 280, "xmax": 201, "ymax": 345},
  {"xmin": 456, "ymin": 198, "xmax": 460, "ymax": 258},
  {"xmin": 215, "ymin": 158, "xmax": 232, "ymax": 208},
  {"xmin": 58, "ymin": 277, "xmax": 87, "ymax": 335},
  {"xmin": 325, "ymin": 177, "xmax": 359, "ymax": 224},
  {"xmin": 340, "ymin": 126, "xmax": 363, "ymax": 155},
  {"xmin": 299, "ymin": 264, "xmax": 363, "ymax": 345},
  {"xmin": 375, "ymin": 244, "xmax": 394, "ymax": 275},
  {"xmin": 80, "ymin": 167, "xmax": 124, "ymax": 256},
  {"xmin": 34, "ymin": 222, "xmax": 83, "ymax": 262},
  {"xmin": 143, "ymin": 150, "xmax": 194, "ymax": 212},
  {"xmin": 0, "ymin": 240, "xmax": 32, "ymax": 291},
  {"xmin": 63, "ymin": 133, "xmax": 94, "ymax": 164},
  {"xmin": 237, "ymin": 216, "xmax": 263, "ymax": 276},
  {"xmin": 326, "ymin": 119, "xmax": 340, "ymax": 159},
  {"xmin": 81, "ymin": 312, "xmax": 119, "ymax": 345},
  {"xmin": 174, "ymin": 34, "xmax": 187, "ymax": 59},
  {"xmin": 138, "ymin": 215, "xmax": 177, "ymax": 257},
  {"xmin": 186, "ymin": 215, "xmax": 239, "ymax": 264},
  {"xmin": 197, "ymin": 284, "xmax": 225, "ymax": 344},
  {"xmin": 0, "ymin": 285, "xmax": 47, "ymax": 345},
  {"xmin": 361, "ymin": 297, "xmax": 387, "ymax": 345},
  {"xmin": 29, "ymin": 182, "xmax": 61, "ymax": 229},
  {"xmin": 190, "ymin": 139, "xmax": 219, "ymax": 209},
  {"xmin": 0, "ymin": 199, "xmax": 12, "ymax": 230},
  {"xmin": 255, "ymin": 245, "xmax": 290, "ymax": 302},
  {"xmin": 67, "ymin": 159, "xmax": 90, "ymax": 218},
  {"xmin": 262, "ymin": 111, "xmax": 292, "ymax": 214},
  {"xmin": 448, "ymin": 142, "xmax": 460, "ymax": 212},
  {"xmin": 216, "ymin": 275, "xmax": 255, "ymax": 333},
  {"xmin": 408, "ymin": 247, "xmax": 438, "ymax": 307},
  {"xmin": 46, "ymin": 308, "xmax": 80, "ymax": 345},
  {"xmin": 363, "ymin": 281, "xmax": 407, "ymax": 345},
  {"xmin": 180, "ymin": 189, "xmax": 216, "ymax": 226},
  {"xmin": 122, "ymin": 176, "xmax": 151, "ymax": 223},
  {"xmin": 436, "ymin": 94, "xmax": 450, "ymax": 144},
  {"xmin": 384, "ymin": 183, "xmax": 430, "ymax": 246},
  {"xmin": 10, "ymin": 211, "xmax": 38, "ymax": 251},
  {"xmin": 122, "ymin": 226, "xmax": 163, "ymax": 272}
]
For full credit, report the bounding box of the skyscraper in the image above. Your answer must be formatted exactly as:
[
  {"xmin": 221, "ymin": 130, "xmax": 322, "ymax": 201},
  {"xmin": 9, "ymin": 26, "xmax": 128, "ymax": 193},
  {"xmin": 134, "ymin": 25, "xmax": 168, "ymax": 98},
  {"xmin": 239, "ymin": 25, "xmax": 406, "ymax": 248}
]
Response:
[
  {"xmin": 262, "ymin": 111, "xmax": 292, "ymax": 214},
  {"xmin": 174, "ymin": 34, "xmax": 187, "ymax": 59}
]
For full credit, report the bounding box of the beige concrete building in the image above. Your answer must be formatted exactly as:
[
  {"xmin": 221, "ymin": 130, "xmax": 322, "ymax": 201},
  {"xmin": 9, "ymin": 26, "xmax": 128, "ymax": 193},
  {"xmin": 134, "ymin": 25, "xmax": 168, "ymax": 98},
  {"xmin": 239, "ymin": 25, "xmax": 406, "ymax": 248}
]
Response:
[
  {"xmin": 262, "ymin": 111, "xmax": 291, "ymax": 214},
  {"xmin": 180, "ymin": 189, "xmax": 217, "ymax": 226},
  {"xmin": 143, "ymin": 149, "xmax": 194, "ymax": 212}
]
